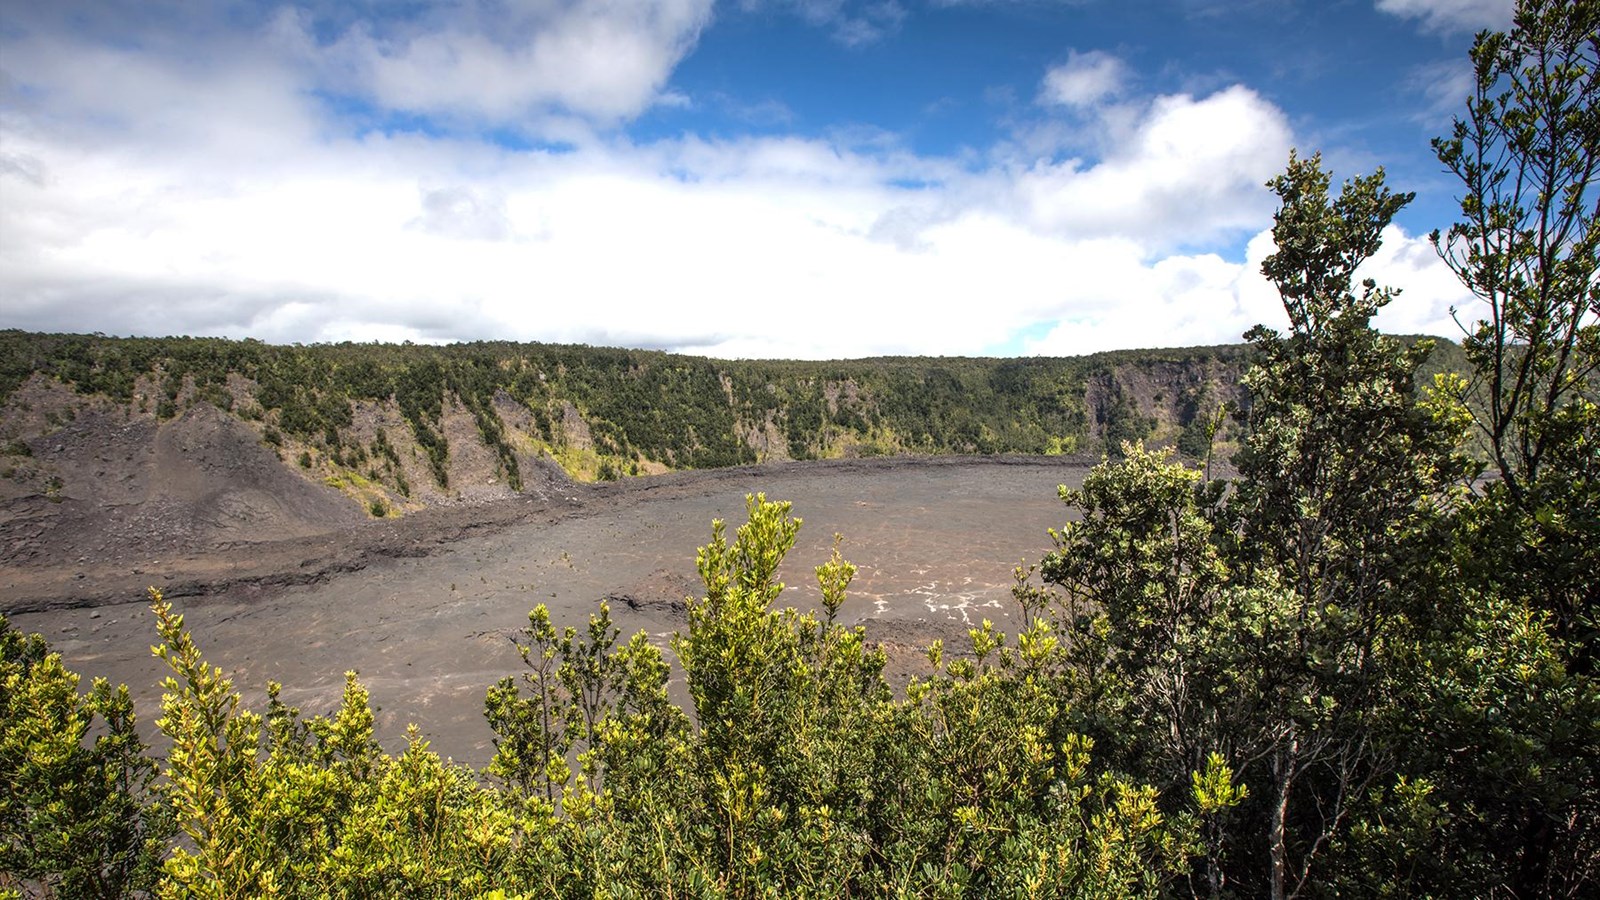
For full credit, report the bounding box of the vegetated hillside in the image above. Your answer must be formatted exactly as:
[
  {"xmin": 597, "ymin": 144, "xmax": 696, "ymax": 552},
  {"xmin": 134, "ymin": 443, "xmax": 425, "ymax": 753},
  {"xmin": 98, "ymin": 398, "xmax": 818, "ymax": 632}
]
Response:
[{"xmin": 0, "ymin": 329, "xmax": 1465, "ymax": 517}]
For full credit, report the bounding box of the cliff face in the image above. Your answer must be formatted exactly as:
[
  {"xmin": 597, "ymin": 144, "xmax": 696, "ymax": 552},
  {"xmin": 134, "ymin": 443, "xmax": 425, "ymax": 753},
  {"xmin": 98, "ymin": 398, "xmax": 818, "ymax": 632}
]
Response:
[
  {"xmin": 0, "ymin": 331, "xmax": 1255, "ymax": 519},
  {"xmin": 1083, "ymin": 356, "xmax": 1248, "ymax": 458}
]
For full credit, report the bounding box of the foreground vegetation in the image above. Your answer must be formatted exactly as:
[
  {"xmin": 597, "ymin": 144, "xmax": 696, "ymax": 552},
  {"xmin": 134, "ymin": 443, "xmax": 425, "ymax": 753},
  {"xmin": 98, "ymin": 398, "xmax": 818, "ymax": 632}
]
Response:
[{"xmin": 3, "ymin": 2, "xmax": 1596, "ymax": 896}]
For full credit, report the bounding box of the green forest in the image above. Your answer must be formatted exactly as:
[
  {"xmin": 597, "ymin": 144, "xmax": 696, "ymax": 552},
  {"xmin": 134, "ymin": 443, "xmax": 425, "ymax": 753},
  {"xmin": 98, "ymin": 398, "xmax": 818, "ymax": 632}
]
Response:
[
  {"xmin": 0, "ymin": 328, "xmax": 1261, "ymax": 491},
  {"xmin": 2, "ymin": 2, "xmax": 1596, "ymax": 897}
]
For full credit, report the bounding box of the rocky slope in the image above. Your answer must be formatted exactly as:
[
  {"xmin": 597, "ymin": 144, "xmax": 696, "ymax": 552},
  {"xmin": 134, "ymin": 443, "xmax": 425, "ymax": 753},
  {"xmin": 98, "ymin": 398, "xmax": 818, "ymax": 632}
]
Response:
[{"xmin": 0, "ymin": 331, "xmax": 1258, "ymax": 522}]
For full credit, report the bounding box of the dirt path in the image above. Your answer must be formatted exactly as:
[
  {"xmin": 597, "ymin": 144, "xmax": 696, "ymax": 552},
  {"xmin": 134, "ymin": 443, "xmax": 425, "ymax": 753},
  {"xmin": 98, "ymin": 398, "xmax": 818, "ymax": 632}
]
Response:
[{"xmin": 6, "ymin": 456, "xmax": 1093, "ymax": 765}]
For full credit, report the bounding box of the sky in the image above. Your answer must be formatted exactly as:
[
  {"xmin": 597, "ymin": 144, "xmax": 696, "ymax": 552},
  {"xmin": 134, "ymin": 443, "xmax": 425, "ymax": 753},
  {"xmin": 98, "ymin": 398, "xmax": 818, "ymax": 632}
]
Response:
[{"xmin": 0, "ymin": 0, "xmax": 1513, "ymax": 359}]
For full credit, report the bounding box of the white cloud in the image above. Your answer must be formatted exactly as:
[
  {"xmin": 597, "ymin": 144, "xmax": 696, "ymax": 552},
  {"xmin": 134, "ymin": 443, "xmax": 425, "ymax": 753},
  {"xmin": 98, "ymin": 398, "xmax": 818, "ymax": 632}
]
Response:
[
  {"xmin": 1020, "ymin": 229, "xmax": 1284, "ymax": 356},
  {"xmin": 1040, "ymin": 50, "xmax": 1129, "ymax": 109},
  {"xmin": 2, "ymin": 104, "xmax": 1304, "ymax": 357},
  {"xmin": 0, "ymin": 2, "xmax": 1472, "ymax": 360},
  {"xmin": 1408, "ymin": 58, "xmax": 1476, "ymax": 126},
  {"xmin": 743, "ymin": 0, "xmax": 908, "ymax": 47},
  {"xmin": 412, "ymin": 186, "xmax": 516, "ymax": 241},
  {"xmin": 321, "ymin": 0, "xmax": 715, "ymax": 124},
  {"xmin": 832, "ymin": 2, "xmax": 908, "ymax": 47},
  {"xmin": 1364, "ymin": 225, "xmax": 1473, "ymax": 338},
  {"xmin": 0, "ymin": 2, "xmax": 701, "ymax": 140},
  {"xmin": 1019, "ymin": 222, "xmax": 1470, "ymax": 356},
  {"xmin": 0, "ymin": 109, "xmax": 1465, "ymax": 358},
  {"xmin": 0, "ymin": 26, "xmax": 319, "ymax": 165},
  {"xmin": 1015, "ymin": 86, "xmax": 1294, "ymax": 249},
  {"xmin": 1375, "ymin": 0, "xmax": 1514, "ymax": 34}
]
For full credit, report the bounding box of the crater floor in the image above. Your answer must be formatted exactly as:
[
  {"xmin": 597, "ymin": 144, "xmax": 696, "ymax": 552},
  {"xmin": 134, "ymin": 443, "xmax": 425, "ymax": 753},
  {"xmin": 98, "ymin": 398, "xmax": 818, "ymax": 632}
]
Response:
[{"xmin": 8, "ymin": 456, "xmax": 1093, "ymax": 765}]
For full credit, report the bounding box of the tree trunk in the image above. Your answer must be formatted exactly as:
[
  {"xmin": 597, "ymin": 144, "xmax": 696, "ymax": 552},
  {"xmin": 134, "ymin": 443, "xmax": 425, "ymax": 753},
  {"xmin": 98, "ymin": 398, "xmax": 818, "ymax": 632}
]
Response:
[
  {"xmin": 1511, "ymin": 811, "xmax": 1554, "ymax": 900},
  {"xmin": 1269, "ymin": 733, "xmax": 1299, "ymax": 900}
]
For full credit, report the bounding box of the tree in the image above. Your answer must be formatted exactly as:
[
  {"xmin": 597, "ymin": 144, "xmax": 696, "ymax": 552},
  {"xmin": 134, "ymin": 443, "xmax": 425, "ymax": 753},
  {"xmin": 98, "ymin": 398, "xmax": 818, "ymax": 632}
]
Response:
[
  {"xmin": 1433, "ymin": 0, "xmax": 1599, "ymax": 508},
  {"xmin": 1417, "ymin": 3, "xmax": 1600, "ymax": 893},
  {"xmin": 1040, "ymin": 445, "xmax": 1246, "ymax": 895},
  {"xmin": 1431, "ymin": 0, "xmax": 1598, "ymax": 665},
  {"xmin": 1233, "ymin": 152, "xmax": 1475, "ymax": 899},
  {"xmin": 1043, "ymin": 153, "xmax": 1472, "ymax": 899}
]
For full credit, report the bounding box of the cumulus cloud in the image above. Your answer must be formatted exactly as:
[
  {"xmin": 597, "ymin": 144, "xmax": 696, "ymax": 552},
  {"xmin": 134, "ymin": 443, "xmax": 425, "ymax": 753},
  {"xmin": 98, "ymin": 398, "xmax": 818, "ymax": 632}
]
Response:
[
  {"xmin": 1375, "ymin": 0, "xmax": 1514, "ymax": 34},
  {"xmin": 1364, "ymin": 225, "xmax": 1474, "ymax": 338},
  {"xmin": 319, "ymin": 0, "xmax": 715, "ymax": 124},
  {"xmin": 0, "ymin": 1, "xmax": 708, "ymax": 132},
  {"xmin": 1019, "ymin": 222, "xmax": 1469, "ymax": 357},
  {"xmin": 1020, "ymin": 230, "xmax": 1285, "ymax": 356},
  {"xmin": 1040, "ymin": 50, "xmax": 1129, "ymax": 109},
  {"xmin": 0, "ymin": 1, "xmax": 1472, "ymax": 359},
  {"xmin": 412, "ymin": 186, "xmax": 516, "ymax": 241},
  {"xmin": 0, "ymin": 111, "xmax": 1466, "ymax": 357},
  {"xmin": 1016, "ymin": 86, "xmax": 1295, "ymax": 249}
]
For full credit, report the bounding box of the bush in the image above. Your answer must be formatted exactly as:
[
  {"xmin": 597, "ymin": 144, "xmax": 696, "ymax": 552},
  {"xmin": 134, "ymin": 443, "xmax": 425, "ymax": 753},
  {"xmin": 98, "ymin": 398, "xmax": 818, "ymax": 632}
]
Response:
[{"xmin": 0, "ymin": 616, "xmax": 169, "ymax": 895}]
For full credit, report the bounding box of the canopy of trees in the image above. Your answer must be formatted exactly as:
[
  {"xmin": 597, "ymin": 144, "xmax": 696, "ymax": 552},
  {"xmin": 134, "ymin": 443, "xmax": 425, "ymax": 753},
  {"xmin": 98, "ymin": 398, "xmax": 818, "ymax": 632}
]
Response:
[{"xmin": 0, "ymin": 327, "xmax": 1273, "ymax": 481}]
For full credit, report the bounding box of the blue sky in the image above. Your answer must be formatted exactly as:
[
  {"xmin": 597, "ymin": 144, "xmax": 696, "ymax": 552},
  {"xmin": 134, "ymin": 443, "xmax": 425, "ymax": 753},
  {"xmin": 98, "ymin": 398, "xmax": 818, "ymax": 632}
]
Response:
[{"xmin": 0, "ymin": 0, "xmax": 1511, "ymax": 358}]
